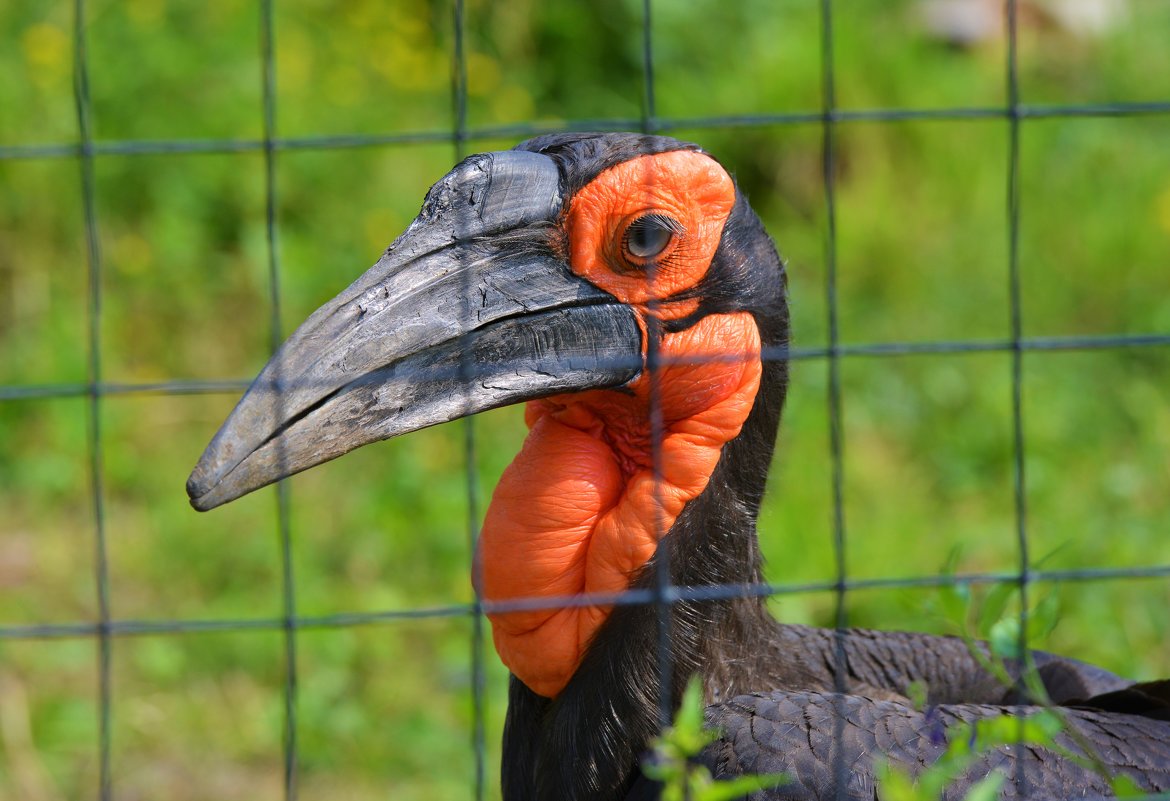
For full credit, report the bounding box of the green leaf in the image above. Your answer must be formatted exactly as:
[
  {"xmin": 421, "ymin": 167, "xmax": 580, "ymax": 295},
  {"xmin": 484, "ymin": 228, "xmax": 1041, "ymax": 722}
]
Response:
[
  {"xmin": 676, "ymin": 675, "xmax": 706, "ymax": 734},
  {"xmin": 977, "ymin": 581, "xmax": 1017, "ymax": 639},
  {"xmin": 1026, "ymin": 594, "xmax": 1061, "ymax": 645},
  {"xmin": 1018, "ymin": 657, "xmax": 1054, "ymax": 707},
  {"xmin": 968, "ymin": 711, "xmax": 1060, "ymax": 752},
  {"xmin": 988, "ymin": 616, "xmax": 1022, "ymax": 660},
  {"xmin": 962, "ymin": 771, "xmax": 1006, "ymax": 801},
  {"xmin": 643, "ymin": 675, "xmax": 787, "ymax": 801},
  {"xmin": 905, "ymin": 679, "xmax": 929, "ymax": 710},
  {"xmin": 876, "ymin": 760, "xmax": 920, "ymax": 801},
  {"xmin": 919, "ymin": 764, "xmax": 966, "ymax": 800},
  {"xmin": 697, "ymin": 774, "xmax": 788, "ymax": 801},
  {"xmin": 640, "ymin": 759, "xmax": 677, "ymax": 783},
  {"xmin": 938, "ymin": 580, "xmax": 972, "ymax": 630},
  {"xmin": 1110, "ymin": 774, "xmax": 1145, "ymax": 798},
  {"xmin": 941, "ymin": 721, "xmax": 977, "ymax": 761}
]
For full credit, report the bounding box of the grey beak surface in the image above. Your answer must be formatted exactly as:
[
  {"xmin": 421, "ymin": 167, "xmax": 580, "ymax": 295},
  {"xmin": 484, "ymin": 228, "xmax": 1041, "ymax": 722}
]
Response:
[{"xmin": 188, "ymin": 150, "xmax": 643, "ymax": 511}]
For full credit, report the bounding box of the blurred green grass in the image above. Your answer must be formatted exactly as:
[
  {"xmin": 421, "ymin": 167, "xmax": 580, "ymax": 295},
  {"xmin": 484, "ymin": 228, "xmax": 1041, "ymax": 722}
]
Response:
[{"xmin": 2, "ymin": 1, "xmax": 1168, "ymax": 799}]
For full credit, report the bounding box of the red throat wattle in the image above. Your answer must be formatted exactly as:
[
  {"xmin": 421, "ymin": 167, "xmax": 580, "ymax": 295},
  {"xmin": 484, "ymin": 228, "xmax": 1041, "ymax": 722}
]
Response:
[{"xmin": 477, "ymin": 150, "xmax": 762, "ymax": 697}]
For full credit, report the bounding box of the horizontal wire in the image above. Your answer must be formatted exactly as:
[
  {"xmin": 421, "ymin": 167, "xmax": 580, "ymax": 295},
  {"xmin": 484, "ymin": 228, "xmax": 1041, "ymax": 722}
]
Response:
[
  {"xmin": 4, "ymin": 562, "xmax": 1167, "ymax": 642},
  {"xmin": 0, "ymin": 378, "xmax": 252, "ymax": 400},
  {"xmin": 2, "ymin": 332, "xmax": 1167, "ymax": 402},
  {"xmin": 1, "ymin": 101, "xmax": 1167, "ymax": 162}
]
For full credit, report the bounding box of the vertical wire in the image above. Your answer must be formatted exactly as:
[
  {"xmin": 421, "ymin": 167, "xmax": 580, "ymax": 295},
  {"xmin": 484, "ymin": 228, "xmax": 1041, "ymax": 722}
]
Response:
[
  {"xmin": 72, "ymin": 1, "xmax": 111, "ymax": 798},
  {"xmin": 1005, "ymin": 0, "xmax": 1032, "ymax": 795},
  {"xmin": 260, "ymin": 2, "xmax": 299, "ymax": 798},
  {"xmin": 818, "ymin": 0, "xmax": 846, "ymax": 669},
  {"xmin": 648, "ymin": 278, "xmax": 673, "ymax": 736},
  {"xmin": 640, "ymin": 0, "xmax": 657, "ymax": 134},
  {"xmin": 450, "ymin": 3, "xmax": 485, "ymax": 798},
  {"xmin": 819, "ymin": 1, "xmax": 850, "ymax": 799},
  {"xmin": 639, "ymin": 0, "xmax": 675, "ymax": 732},
  {"xmin": 453, "ymin": 0, "xmax": 468, "ymax": 157}
]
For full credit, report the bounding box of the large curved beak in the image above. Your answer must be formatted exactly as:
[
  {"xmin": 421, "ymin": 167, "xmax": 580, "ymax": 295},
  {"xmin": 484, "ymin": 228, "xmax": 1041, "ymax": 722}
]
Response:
[{"xmin": 187, "ymin": 150, "xmax": 643, "ymax": 511}]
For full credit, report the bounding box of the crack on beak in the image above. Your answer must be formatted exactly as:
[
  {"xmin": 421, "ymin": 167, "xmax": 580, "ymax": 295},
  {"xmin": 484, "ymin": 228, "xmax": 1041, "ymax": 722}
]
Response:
[{"xmin": 252, "ymin": 383, "xmax": 347, "ymax": 461}]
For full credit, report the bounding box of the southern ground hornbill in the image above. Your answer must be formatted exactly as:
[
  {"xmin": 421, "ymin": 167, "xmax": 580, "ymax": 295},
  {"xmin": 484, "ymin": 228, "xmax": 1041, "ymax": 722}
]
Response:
[{"xmin": 188, "ymin": 133, "xmax": 1170, "ymax": 799}]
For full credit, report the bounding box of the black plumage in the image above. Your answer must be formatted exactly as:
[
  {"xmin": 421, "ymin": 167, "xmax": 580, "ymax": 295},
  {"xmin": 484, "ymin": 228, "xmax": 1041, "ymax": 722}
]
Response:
[{"xmin": 702, "ymin": 689, "xmax": 1170, "ymax": 800}]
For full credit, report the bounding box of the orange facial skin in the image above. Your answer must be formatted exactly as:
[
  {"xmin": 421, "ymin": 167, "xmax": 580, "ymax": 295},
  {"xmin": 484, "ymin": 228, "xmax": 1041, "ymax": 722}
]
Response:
[
  {"xmin": 567, "ymin": 151, "xmax": 737, "ymax": 309},
  {"xmin": 478, "ymin": 151, "xmax": 762, "ymax": 698}
]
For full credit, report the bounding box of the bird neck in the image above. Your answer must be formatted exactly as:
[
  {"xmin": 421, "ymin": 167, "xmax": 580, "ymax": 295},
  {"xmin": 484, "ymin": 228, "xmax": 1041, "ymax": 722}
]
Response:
[
  {"xmin": 491, "ymin": 183, "xmax": 792, "ymax": 801},
  {"xmin": 478, "ymin": 311, "xmax": 763, "ymax": 699},
  {"xmin": 497, "ymin": 343, "xmax": 789, "ymax": 801}
]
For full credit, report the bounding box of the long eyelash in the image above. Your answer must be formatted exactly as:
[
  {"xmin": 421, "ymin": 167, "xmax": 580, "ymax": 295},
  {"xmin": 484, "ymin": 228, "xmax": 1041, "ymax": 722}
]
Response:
[
  {"xmin": 639, "ymin": 213, "xmax": 687, "ymax": 236},
  {"xmin": 618, "ymin": 214, "xmax": 688, "ymax": 275},
  {"xmin": 657, "ymin": 232, "xmax": 698, "ymax": 262},
  {"xmin": 641, "ymin": 237, "xmax": 697, "ymax": 277}
]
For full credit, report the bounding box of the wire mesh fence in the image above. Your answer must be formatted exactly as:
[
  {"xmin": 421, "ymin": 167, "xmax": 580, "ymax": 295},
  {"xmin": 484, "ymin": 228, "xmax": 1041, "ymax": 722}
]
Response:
[{"xmin": 1, "ymin": 1, "xmax": 1169, "ymax": 799}]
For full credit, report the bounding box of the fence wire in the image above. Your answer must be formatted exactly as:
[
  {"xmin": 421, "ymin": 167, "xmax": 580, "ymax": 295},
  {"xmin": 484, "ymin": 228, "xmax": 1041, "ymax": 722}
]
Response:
[{"xmin": 2, "ymin": 2, "xmax": 1169, "ymax": 800}]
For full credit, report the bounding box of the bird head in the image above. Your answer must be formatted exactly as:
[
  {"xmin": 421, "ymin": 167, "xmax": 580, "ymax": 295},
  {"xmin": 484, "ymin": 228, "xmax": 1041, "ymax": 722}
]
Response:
[{"xmin": 188, "ymin": 132, "xmax": 788, "ymax": 697}]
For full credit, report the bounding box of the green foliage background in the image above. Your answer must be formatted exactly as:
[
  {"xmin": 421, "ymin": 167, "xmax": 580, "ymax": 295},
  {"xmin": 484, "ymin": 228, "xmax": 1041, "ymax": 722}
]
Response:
[{"xmin": 1, "ymin": 1, "xmax": 1168, "ymax": 799}]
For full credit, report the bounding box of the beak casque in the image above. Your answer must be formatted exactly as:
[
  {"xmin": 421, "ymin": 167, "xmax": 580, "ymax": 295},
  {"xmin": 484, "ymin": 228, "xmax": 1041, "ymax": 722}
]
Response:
[{"xmin": 187, "ymin": 150, "xmax": 643, "ymax": 511}]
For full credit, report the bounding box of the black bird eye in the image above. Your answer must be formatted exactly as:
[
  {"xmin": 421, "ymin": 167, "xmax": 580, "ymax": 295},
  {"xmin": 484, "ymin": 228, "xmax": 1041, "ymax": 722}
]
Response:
[{"xmin": 624, "ymin": 214, "xmax": 681, "ymax": 261}]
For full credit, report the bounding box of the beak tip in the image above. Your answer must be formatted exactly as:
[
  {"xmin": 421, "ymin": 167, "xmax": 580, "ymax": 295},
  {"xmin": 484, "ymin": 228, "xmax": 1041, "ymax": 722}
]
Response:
[
  {"xmin": 187, "ymin": 487, "xmax": 224, "ymax": 513},
  {"xmin": 186, "ymin": 464, "xmax": 218, "ymax": 512}
]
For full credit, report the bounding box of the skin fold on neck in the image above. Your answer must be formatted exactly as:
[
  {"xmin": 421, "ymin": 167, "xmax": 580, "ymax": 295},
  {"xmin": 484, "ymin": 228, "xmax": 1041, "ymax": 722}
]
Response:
[{"xmin": 478, "ymin": 311, "xmax": 762, "ymax": 697}]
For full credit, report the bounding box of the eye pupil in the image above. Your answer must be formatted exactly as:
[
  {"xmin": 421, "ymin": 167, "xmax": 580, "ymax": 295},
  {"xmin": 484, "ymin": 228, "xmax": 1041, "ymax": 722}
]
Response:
[{"xmin": 625, "ymin": 216, "xmax": 676, "ymax": 260}]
